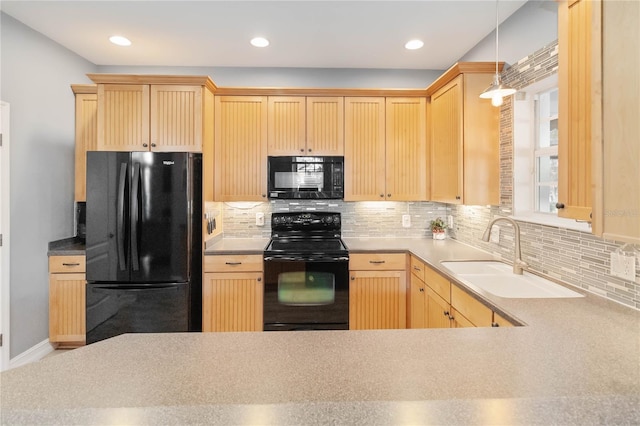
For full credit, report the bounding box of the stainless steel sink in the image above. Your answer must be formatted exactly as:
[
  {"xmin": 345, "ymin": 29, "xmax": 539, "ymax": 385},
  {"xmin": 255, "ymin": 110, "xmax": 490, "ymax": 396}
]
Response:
[{"xmin": 440, "ymin": 261, "xmax": 584, "ymax": 299}]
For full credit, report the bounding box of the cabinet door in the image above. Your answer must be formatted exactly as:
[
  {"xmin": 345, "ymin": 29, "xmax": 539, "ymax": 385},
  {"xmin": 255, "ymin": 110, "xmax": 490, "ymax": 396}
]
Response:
[
  {"xmin": 214, "ymin": 96, "xmax": 268, "ymax": 201},
  {"xmin": 450, "ymin": 308, "xmax": 475, "ymax": 328},
  {"xmin": 557, "ymin": 0, "xmax": 593, "ymax": 221},
  {"xmin": 385, "ymin": 97, "xmax": 428, "ymax": 201},
  {"xmin": 409, "ymin": 274, "xmax": 426, "ymax": 329},
  {"xmin": 349, "ymin": 270, "xmax": 406, "ymax": 330},
  {"xmin": 492, "ymin": 311, "xmax": 515, "ymax": 327},
  {"xmin": 344, "ymin": 97, "xmax": 386, "ymax": 201},
  {"xmin": 592, "ymin": 0, "xmax": 640, "ymax": 244},
  {"xmin": 425, "ymin": 286, "xmax": 451, "ymax": 329},
  {"xmin": 306, "ymin": 97, "xmax": 344, "ymax": 155},
  {"xmin": 97, "ymin": 84, "xmax": 150, "ymax": 151},
  {"xmin": 451, "ymin": 283, "xmax": 493, "ymax": 327},
  {"xmin": 202, "ymin": 272, "xmax": 263, "ymax": 332},
  {"xmin": 430, "ymin": 75, "xmax": 463, "ymax": 204},
  {"xmin": 49, "ymin": 273, "xmax": 86, "ymax": 345},
  {"xmin": 267, "ymin": 96, "xmax": 306, "ymax": 155},
  {"xmin": 150, "ymin": 85, "xmax": 203, "ymax": 152},
  {"xmin": 74, "ymin": 92, "xmax": 98, "ymax": 202}
]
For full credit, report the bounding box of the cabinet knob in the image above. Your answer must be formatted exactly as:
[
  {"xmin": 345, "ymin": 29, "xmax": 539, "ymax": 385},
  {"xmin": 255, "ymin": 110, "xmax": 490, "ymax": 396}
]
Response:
[
  {"xmin": 308, "ymin": 148, "xmax": 312, "ymax": 152},
  {"xmin": 419, "ymin": 288, "xmax": 424, "ymax": 292},
  {"xmin": 257, "ymin": 278, "xmax": 262, "ymax": 282},
  {"xmin": 300, "ymin": 148, "xmax": 305, "ymax": 152},
  {"xmin": 151, "ymin": 143, "xmax": 156, "ymax": 148},
  {"xmin": 262, "ymin": 194, "xmax": 266, "ymax": 198},
  {"xmin": 449, "ymin": 315, "xmax": 455, "ymax": 320},
  {"xmin": 556, "ymin": 202, "xmax": 565, "ymax": 209},
  {"xmin": 380, "ymin": 194, "xmax": 384, "ymax": 198},
  {"xmin": 455, "ymin": 196, "xmax": 461, "ymax": 200},
  {"xmin": 142, "ymin": 143, "xmax": 148, "ymax": 148},
  {"xmin": 351, "ymin": 276, "xmax": 355, "ymax": 281},
  {"xmin": 387, "ymin": 194, "xmax": 391, "ymax": 198},
  {"xmin": 443, "ymin": 310, "xmax": 449, "ymax": 317}
]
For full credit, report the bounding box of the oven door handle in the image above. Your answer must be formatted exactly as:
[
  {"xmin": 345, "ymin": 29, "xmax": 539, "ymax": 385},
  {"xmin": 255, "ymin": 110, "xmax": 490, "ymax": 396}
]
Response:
[{"xmin": 264, "ymin": 256, "xmax": 349, "ymax": 262}]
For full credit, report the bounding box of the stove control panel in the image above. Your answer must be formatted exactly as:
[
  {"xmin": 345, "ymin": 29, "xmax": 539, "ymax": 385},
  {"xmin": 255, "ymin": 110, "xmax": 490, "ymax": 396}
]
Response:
[{"xmin": 271, "ymin": 212, "xmax": 342, "ymax": 232}]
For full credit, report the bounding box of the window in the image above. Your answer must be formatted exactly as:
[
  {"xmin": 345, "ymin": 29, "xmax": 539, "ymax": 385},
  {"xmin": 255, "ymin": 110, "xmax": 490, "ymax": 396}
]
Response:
[
  {"xmin": 512, "ymin": 74, "xmax": 590, "ymax": 232},
  {"xmin": 534, "ymin": 87, "xmax": 558, "ymax": 213}
]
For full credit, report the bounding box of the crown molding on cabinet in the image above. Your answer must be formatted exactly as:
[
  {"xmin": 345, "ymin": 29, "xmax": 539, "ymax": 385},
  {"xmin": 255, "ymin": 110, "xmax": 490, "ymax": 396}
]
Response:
[
  {"xmin": 70, "ymin": 84, "xmax": 97, "ymax": 95},
  {"xmin": 425, "ymin": 62, "xmax": 505, "ymax": 96},
  {"xmin": 87, "ymin": 74, "xmax": 217, "ymax": 93}
]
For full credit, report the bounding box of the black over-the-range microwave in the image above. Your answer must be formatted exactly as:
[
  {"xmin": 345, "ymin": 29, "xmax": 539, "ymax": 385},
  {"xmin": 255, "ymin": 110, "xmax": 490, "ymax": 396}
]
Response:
[{"xmin": 267, "ymin": 156, "xmax": 344, "ymax": 199}]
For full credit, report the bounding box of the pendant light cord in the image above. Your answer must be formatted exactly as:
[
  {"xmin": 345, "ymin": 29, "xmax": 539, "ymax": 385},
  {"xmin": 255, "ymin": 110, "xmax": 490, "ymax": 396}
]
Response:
[{"xmin": 495, "ymin": 0, "xmax": 499, "ymax": 76}]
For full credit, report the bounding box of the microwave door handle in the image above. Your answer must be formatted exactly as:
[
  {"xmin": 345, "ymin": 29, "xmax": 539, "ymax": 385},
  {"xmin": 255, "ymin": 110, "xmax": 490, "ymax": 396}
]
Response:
[{"xmin": 116, "ymin": 163, "xmax": 128, "ymax": 272}]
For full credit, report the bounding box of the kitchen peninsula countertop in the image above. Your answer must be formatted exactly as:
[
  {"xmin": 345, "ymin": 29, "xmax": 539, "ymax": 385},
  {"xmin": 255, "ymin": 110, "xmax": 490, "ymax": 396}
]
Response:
[
  {"xmin": 6, "ymin": 237, "xmax": 639, "ymax": 424},
  {"xmin": 47, "ymin": 237, "xmax": 86, "ymax": 256}
]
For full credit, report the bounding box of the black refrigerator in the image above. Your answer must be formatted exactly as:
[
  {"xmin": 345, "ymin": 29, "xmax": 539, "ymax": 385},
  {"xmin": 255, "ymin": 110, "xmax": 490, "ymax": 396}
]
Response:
[{"xmin": 85, "ymin": 151, "xmax": 202, "ymax": 344}]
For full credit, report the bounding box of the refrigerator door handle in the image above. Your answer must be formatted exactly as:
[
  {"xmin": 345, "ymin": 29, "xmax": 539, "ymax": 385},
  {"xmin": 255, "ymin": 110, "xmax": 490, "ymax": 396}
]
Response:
[
  {"xmin": 131, "ymin": 162, "xmax": 141, "ymax": 271},
  {"xmin": 116, "ymin": 163, "xmax": 128, "ymax": 271}
]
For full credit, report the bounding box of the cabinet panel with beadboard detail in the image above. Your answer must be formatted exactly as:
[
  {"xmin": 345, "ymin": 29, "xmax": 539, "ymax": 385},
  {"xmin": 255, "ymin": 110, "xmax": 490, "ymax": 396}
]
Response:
[
  {"xmin": 97, "ymin": 84, "xmax": 150, "ymax": 151},
  {"xmin": 214, "ymin": 96, "xmax": 268, "ymax": 201},
  {"xmin": 49, "ymin": 255, "xmax": 87, "ymax": 347},
  {"xmin": 150, "ymin": 85, "xmax": 203, "ymax": 152},
  {"xmin": 202, "ymin": 272, "xmax": 263, "ymax": 332},
  {"xmin": 306, "ymin": 96, "xmax": 344, "ymax": 155},
  {"xmin": 72, "ymin": 85, "xmax": 98, "ymax": 202}
]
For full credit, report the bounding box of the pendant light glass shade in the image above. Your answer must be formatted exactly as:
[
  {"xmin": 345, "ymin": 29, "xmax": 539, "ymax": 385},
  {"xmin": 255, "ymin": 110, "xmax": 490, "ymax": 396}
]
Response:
[{"xmin": 480, "ymin": 0, "xmax": 516, "ymax": 106}]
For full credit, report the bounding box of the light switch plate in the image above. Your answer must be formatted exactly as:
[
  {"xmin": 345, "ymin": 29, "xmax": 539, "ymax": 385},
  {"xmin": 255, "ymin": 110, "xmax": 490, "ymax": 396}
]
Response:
[
  {"xmin": 402, "ymin": 214, "xmax": 411, "ymax": 228},
  {"xmin": 447, "ymin": 215, "xmax": 454, "ymax": 229},
  {"xmin": 256, "ymin": 212, "xmax": 265, "ymax": 226}
]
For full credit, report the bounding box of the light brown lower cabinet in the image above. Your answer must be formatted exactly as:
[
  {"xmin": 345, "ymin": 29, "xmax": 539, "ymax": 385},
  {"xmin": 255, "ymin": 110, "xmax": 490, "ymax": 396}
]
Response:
[
  {"xmin": 409, "ymin": 255, "xmax": 506, "ymax": 329},
  {"xmin": 49, "ymin": 255, "xmax": 86, "ymax": 347},
  {"xmin": 202, "ymin": 255, "xmax": 264, "ymax": 332},
  {"xmin": 349, "ymin": 253, "xmax": 407, "ymax": 330}
]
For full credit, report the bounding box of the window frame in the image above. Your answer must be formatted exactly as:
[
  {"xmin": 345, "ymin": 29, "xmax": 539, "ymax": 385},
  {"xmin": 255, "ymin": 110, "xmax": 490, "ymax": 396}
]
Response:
[{"xmin": 511, "ymin": 74, "xmax": 591, "ymax": 232}]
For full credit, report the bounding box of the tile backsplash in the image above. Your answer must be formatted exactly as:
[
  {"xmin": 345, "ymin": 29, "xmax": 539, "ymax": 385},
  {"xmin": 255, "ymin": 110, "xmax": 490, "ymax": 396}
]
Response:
[{"xmin": 221, "ymin": 200, "xmax": 449, "ymax": 240}]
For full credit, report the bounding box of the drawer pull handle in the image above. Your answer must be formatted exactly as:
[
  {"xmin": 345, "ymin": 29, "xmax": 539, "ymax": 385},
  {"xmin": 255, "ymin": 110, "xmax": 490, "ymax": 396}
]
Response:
[
  {"xmin": 413, "ymin": 266, "xmax": 421, "ymax": 271},
  {"xmin": 225, "ymin": 262, "xmax": 242, "ymax": 265},
  {"xmin": 369, "ymin": 260, "xmax": 386, "ymax": 264},
  {"xmin": 62, "ymin": 263, "xmax": 80, "ymax": 266}
]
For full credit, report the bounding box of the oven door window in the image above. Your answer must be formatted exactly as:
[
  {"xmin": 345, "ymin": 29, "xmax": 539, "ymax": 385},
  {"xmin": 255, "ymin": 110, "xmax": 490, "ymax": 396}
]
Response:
[{"xmin": 278, "ymin": 271, "xmax": 334, "ymax": 305}]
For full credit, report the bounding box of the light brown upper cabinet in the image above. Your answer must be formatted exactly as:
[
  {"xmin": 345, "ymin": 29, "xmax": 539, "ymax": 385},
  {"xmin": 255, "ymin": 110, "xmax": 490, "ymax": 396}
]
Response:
[
  {"xmin": 72, "ymin": 84, "xmax": 98, "ymax": 202},
  {"xmin": 214, "ymin": 96, "xmax": 268, "ymax": 201},
  {"xmin": 344, "ymin": 97, "xmax": 427, "ymax": 201},
  {"xmin": 88, "ymin": 75, "xmax": 215, "ymax": 153},
  {"xmin": 267, "ymin": 96, "xmax": 344, "ymax": 156},
  {"xmin": 557, "ymin": 0, "xmax": 594, "ymax": 222},
  {"xmin": 427, "ymin": 63, "xmax": 500, "ymax": 206},
  {"xmin": 591, "ymin": 0, "xmax": 640, "ymax": 244}
]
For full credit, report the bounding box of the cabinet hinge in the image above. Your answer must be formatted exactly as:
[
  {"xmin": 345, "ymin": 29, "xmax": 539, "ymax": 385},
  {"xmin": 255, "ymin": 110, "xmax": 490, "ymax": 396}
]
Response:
[
  {"xmin": 0, "ymin": 133, "xmax": 3, "ymax": 147},
  {"xmin": 0, "ymin": 234, "xmax": 2, "ymax": 247},
  {"xmin": 0, "ymin": 334, "xmax": 3, "ymax": 347}
]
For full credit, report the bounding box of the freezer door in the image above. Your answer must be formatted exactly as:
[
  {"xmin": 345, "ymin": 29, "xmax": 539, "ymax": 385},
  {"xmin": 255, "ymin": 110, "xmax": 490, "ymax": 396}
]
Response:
[
  {"xmin": 86, "ymin": 152, "xmax": 132, "ymax": 282},
  {"xmin": 130, "ymin": 152, "xmax": 192, "ymax": 282}
]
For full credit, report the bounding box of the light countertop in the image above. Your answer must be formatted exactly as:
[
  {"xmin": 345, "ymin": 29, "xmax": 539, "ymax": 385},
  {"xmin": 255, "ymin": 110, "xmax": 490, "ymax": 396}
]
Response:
[{"xmin": 8, "ymin": 237, "xmax": 639, "ymax": 424}]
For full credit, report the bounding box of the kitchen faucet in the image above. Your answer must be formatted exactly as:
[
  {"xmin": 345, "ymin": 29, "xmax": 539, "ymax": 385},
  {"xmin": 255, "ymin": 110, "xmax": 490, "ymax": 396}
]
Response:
[{"xmin": 481, "ymin": 217, "xmax": 528, "ymax": 275}]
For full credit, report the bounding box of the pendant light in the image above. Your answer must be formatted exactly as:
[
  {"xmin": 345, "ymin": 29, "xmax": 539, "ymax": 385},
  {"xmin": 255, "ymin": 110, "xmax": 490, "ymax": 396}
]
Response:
[{"xmin": 479, "ymin": 0, "xmax": 516, "ymax": 107}]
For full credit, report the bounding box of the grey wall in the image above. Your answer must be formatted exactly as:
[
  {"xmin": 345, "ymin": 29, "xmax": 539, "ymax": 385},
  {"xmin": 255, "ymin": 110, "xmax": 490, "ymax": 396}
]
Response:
[
  {"xmin": 97, "ymin": 65, "xmax": 443, "ymax": 89},
  {"xmin": 1, "ymin": 13, "xmax": 96, "ymax": 357},
  {"xmin": 459, "ymin": 0, "xmax": 558, "ymax": 66}
]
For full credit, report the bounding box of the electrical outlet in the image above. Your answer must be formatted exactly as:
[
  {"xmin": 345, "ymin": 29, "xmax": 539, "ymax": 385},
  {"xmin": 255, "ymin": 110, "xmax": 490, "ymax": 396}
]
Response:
[
  {"xmin": 610, "ymin": 252, "xmax": 636, "ymax": 281},
  {"xmin": 447, "ymin": 215, "xmax": 454, "ymax": 229},
  {"xmin": 402, "ymin": 214, "xmax": 411, "ymax": 228},
  {"xmin": 490, "ymin": 225, "xmax": 500, "ymax": 244},
  {"xmin": 256, "ymin": 212, "xmax": 265, "ymax": 226}
]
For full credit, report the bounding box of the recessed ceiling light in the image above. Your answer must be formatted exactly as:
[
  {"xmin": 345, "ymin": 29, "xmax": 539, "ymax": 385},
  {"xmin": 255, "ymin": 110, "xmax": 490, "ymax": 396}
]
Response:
[
  {"xmin": 404, "ymin": 39, "xmax": 424, "ymax": 50},
  {"xmin": 250, "ymin": 37, "xmax": 270, "ymax": 48},
  {"xmin": 109, "ymin": 35, "xmax": 132, "ymax": 46}
]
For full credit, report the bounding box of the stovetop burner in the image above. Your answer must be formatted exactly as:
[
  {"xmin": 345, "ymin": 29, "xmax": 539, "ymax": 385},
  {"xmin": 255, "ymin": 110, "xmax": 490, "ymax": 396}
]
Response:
[{"xmin": 264, "ymin": 212, "xmax": 348, "ymax": 258}]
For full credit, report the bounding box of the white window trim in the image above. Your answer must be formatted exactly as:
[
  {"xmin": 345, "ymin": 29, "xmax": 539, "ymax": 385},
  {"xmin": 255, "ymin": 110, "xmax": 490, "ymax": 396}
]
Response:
[{"xmin": 512, "ymin": 74, "xmax": 591, "ymax": 233}]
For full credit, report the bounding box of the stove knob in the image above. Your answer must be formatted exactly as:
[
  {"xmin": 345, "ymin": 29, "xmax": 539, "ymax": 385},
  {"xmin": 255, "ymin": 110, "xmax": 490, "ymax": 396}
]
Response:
[
  {"xmin": 325, "ymin": 216, "xmax": 333, "ymax": 223},
  {"xmin": 333, "ymin": 215, "xmax": 340, "ymax": 224}
]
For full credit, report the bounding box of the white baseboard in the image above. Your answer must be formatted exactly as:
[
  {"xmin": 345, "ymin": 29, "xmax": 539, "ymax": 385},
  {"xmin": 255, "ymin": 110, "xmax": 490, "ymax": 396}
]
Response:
[{"xmin": 8, "ymin": 339, "xmax": 55, "ymax": 370}]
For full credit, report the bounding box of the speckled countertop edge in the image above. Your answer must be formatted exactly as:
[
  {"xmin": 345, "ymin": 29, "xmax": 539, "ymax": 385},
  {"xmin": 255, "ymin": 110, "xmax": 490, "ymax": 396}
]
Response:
[{"xmin": 47, "ymin": 236, "xmax": 86, "ymax": 256}]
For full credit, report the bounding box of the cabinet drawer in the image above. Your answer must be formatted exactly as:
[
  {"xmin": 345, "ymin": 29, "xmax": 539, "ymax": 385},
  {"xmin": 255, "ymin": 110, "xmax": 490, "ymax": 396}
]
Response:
[
  {"xmin": 349, "ymin": 253, "xmax": 406, "ymax": 270},
  {"xmin": 425, "ymin": 265, "xmax": 450, "ymax": 303},
  {"xmin": 410, "ymin": 256, "xmax": 425, "ymax": 281},
  {"xmin": 204, "ymin": 255, "xmax": 264, "ymax": 273},
  {"xmin": 49, "ymin": 255, "xmax": 86, "ymax": 273},
  {"xmin": 451, "ymin": 283, "xmax": 493, "ymax": 327}
]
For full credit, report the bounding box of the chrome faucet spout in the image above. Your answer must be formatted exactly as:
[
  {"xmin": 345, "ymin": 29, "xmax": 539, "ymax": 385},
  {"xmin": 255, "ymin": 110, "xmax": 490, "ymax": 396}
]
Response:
[{"xmin": 481, "ymin": 217, "xmax": 528, "ymax": 275}]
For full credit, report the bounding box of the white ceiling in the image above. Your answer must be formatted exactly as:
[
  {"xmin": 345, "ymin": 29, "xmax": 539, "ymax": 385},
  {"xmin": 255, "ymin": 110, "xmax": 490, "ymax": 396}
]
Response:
[{"xmin": 1, "ymin": 0, "xmax": 528, "ymax": 70}]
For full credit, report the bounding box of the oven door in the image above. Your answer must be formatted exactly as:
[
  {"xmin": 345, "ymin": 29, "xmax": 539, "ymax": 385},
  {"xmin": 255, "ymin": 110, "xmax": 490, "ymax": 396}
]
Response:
[{"xmin": 263, "ymin": 257, "xmax": 349, "ymax": 330}]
